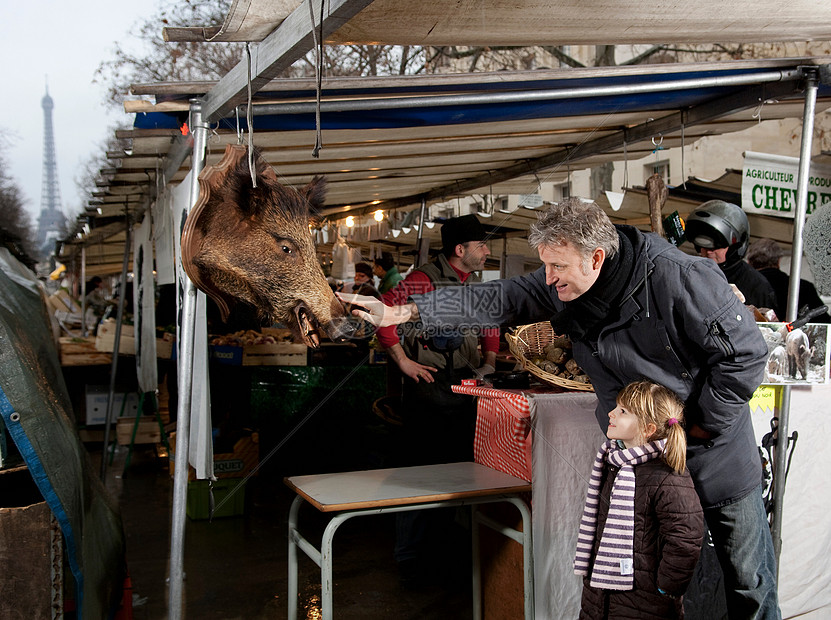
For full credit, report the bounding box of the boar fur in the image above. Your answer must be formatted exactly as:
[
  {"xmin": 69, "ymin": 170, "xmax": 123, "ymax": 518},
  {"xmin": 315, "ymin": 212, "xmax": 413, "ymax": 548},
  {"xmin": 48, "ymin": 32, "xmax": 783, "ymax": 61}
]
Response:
[{"xmin": 183, "ymin": 144, "xmax": 349, "ymax": 347}]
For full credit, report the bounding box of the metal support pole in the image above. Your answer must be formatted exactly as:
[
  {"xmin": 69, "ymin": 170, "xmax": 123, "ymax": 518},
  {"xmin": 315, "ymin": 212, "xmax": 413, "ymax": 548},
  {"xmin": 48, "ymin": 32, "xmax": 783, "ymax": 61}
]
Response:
[
  {"xmin": 168, "ymin": 99, "xmax": 209, "ymax": 620},
  {"xmin": 770, "ymin": 68, "xmax": 818, "ymax": 571},
  {"xmin": 80, "ymin": 246, "xmax": 87, "ymax": 337},
  {"xmin": 250, "ymin": 69, "xmax": 802, "ymax": 117},
  {"xmin": 415, "ymin": 196, "xmax": 429, "ymax": 267},
  {"xmin": 100, "ymin": 213, "xmax": 132, "ymax": 481}
]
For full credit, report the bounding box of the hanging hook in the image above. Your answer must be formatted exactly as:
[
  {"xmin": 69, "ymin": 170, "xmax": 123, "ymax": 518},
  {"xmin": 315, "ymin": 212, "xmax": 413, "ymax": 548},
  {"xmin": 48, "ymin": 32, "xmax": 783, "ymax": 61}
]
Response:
[
  {"xmin": 308, "ymin": 0, "xmax": 324, "ymax": 158},
  {"xmin": 651, "ymin": 134, "xmax": 665, "ymax": 155},
  {"xmin": 622, "ymin": 135, "xmax": 629, "ymax": 190},
  {"xmin": 751, "ymin": 98, "xmax": 777, "ymax": 123},
  {"xmin": 235, "ymin": 105, "xmax": 244, "ymax": 145},
  {"xmin": 245, "ymin": 43, "xmax": 256, "ymax": 188}
]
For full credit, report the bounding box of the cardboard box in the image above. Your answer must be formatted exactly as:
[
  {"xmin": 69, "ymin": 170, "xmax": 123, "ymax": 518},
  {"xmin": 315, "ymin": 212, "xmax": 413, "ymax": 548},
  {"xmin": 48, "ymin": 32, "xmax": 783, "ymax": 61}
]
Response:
[
  {"xmin": 186, "ymin": 478, "xmax": 247, "ymax": 520},
  {"xmin": 95, "ymin": 319, "xmax": 135, "ymax": 354},
  {"xmin": 0, "ymin": 466, "xmax": 62, "ymax": 618},
  {"xmin": 95, "ymin": 319, "xmax": 175, "ymax": 358},
  {"xmin": 47, "ymin": 289, "xmax": 81, "ymax": 314},
  {"xmin": 116, "ymin": 417, "xmax": 162, "ymax": 445},
  {"xmin": 169, "ymin": 433, "xmax": 259, "ymax": 481},
  {"xmin": 156, "ymin": 333, "xmax": 175, "ymax": 359},
  {"xmin": 84, "ymin": 385, "xmax": 139, "ymax": 425}
]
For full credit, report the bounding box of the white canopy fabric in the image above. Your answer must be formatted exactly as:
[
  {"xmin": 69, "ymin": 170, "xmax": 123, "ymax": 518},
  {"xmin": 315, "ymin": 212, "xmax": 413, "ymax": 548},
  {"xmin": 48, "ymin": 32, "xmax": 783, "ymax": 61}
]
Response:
[{"xmin": 164, "ymin": 0, "xmax": 831, "ymax": 46}]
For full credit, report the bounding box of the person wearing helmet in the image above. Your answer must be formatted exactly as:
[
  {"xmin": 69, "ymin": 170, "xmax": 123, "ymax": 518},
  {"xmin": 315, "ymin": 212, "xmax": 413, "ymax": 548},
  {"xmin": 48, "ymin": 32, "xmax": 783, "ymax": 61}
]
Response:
[{"xmin": 685, "ymin": 200, "xmax": 777, "ymax": 311}]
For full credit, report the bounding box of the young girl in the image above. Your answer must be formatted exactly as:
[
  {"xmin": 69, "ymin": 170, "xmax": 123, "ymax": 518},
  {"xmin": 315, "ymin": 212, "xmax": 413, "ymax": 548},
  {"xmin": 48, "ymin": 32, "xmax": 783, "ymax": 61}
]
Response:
[{"xmin": 574, "ymin": 380, "xmax": 705, "ymax": 619}]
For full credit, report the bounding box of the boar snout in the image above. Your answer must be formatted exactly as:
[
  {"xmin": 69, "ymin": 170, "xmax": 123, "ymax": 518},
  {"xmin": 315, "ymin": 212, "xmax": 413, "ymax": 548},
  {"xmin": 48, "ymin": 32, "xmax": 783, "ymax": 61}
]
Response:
[
  {"xmin": 325, "ymin": 295, "xmax": 379, "ymax": 342},
  {"xmin": 326, "ymin": 316, "xmax": 368, "ymax": 341}
]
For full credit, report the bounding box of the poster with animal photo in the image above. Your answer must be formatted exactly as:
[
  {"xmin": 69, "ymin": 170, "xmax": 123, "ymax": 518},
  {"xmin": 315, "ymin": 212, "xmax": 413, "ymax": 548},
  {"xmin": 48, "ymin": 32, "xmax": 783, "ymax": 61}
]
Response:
[{"xmin": 758, "ymin": 323, "xmax": 830, "ymax": 385}]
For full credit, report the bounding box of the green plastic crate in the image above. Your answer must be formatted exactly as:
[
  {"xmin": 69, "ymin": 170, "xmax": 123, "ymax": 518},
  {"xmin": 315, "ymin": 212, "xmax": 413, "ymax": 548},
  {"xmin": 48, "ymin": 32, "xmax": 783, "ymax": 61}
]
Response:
[{"xmin": 186, "ymin": 478, "xmax": 246, "ymax": 520}]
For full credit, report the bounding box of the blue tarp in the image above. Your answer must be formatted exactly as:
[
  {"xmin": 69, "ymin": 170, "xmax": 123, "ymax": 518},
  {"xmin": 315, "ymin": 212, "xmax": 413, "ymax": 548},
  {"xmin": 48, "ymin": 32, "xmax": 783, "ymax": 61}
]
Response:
[
  {"xmin": 0, "ymin": 248, "xmax": 125, "ymax": 619},
  {"xmin": 134, "ymin": 65, "xmax": 830, "ymax": 132}
]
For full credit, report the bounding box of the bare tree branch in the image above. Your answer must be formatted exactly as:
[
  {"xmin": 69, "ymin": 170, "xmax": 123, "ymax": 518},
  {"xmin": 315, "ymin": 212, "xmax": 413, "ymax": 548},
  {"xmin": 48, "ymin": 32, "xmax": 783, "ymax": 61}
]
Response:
[{"xmin": 539, "ymin": 46, "xmax": 586, "ymax": 68}]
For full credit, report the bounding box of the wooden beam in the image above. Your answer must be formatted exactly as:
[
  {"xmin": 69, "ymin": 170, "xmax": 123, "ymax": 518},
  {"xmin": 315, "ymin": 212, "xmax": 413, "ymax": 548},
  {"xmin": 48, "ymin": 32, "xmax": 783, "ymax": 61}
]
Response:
[{"xmin": 201, "ymin": 0, "xmax": 376, "ymax": 121}]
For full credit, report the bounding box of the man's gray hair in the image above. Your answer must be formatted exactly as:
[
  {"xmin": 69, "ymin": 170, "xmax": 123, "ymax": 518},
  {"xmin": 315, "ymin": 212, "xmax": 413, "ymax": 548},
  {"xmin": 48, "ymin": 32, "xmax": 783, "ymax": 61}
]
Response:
[
  {"xmin": 746, "ymin": 238, "xmax": 784, "ymax": 270},
  {"xmin": 528, "ymin": 198, "xmax": 619, "ymax": 259}
]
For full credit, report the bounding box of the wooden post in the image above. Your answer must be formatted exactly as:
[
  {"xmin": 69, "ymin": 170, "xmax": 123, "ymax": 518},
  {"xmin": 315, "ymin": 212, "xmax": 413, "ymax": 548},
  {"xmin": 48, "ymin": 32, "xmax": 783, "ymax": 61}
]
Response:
[{"xmin": 646, "ymin": 173, "xmax": 668, "ymax": 238}]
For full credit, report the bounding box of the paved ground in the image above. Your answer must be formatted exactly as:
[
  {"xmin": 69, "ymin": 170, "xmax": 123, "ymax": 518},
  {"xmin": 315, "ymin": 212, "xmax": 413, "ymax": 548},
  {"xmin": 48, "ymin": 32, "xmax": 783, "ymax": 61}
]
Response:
[{"xmin": 109, "ymin": 446, "xmax": 472, "ymax": 620}]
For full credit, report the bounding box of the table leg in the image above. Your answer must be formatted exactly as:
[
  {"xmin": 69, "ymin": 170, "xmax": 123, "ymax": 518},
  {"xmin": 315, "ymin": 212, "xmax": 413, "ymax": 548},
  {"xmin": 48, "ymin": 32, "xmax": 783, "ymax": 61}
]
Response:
[
  {"xmin": 509, "ymin": 497, "xmax": 535, "ymax": 620},
  {"xmin": 471, "ymin": 497, "xmax": 534, "ymax": 620},
  {"xmin": 472, "ymin": 505, "xmax": 482, "ymax": 620},
  {"xmin": 287, "ymin": 495, "xmax": 304, "ymax": 620},
  {"xmin": 320, "ymin": 513, "xmax": 351, "ymax": 620}
]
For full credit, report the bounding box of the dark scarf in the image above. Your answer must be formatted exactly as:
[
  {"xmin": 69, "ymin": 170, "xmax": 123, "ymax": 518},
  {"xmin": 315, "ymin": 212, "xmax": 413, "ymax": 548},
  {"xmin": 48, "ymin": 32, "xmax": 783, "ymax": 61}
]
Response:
[{"xmin": 550, "ymin": 230, "xmax": 634, "ymax": 341}]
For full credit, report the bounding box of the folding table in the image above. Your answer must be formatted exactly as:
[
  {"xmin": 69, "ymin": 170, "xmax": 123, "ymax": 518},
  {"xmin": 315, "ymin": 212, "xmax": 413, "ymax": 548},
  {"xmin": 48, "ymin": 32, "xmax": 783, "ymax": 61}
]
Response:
[{"xmin": 285, "ymin": 461, "xmax": 533, "ymax": 620}]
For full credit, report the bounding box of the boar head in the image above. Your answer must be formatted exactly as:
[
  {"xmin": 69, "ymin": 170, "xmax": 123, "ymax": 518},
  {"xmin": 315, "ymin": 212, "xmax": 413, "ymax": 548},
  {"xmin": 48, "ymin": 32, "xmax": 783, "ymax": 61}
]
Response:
[{"xmin": 181, "ymin": 144, "xmax": 353, "ymax": 347}]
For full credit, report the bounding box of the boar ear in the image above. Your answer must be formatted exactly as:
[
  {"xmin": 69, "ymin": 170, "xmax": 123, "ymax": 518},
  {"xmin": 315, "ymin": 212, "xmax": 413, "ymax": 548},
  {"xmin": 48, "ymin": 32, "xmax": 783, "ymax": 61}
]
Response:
[
  {"xmin": 308, "ymin": 214, "xmax": 324, "ymax": 229},
  {"xmin": 302, "ymin": 176, "xmax": 327, "ymax": 214}
]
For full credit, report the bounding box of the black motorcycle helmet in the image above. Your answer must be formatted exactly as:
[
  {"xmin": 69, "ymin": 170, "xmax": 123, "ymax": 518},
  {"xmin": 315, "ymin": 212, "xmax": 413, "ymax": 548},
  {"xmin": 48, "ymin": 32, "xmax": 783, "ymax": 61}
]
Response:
[{"xmin": 684, "ymin": 200, "xmax": 750, "ymax": 260}]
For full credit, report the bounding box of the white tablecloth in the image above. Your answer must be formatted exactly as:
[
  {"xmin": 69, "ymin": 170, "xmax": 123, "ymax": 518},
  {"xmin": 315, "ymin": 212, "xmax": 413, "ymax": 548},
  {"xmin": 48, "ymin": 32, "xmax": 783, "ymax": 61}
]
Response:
[
  {"xmin": 751, "ymin": 384, "xmax": 831, "ymax": 619},
  {"xmin": 528, "ymin": 391, "xmax": 604, "ymax": 620}
]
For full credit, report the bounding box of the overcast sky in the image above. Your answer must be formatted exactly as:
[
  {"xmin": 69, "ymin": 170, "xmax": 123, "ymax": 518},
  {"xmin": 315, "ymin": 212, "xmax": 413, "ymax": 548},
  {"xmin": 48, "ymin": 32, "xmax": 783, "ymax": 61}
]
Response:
[{"xmin": 0, "ymin": 1, "xmax": 153, "ymax": 224}]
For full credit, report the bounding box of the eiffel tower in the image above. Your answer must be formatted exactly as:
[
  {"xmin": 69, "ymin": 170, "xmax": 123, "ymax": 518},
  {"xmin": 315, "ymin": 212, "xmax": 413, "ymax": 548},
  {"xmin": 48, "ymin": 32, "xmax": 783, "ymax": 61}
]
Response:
[{"xmin": 36, "ymin": 83, "xmax": 67, "ymax": 258}]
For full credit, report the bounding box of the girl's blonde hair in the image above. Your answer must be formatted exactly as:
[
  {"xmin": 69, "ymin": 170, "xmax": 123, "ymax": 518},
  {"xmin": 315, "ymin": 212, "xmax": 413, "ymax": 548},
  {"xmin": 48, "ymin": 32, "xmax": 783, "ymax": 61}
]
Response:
[{"xmin": 617, "ymin": 380, "xmax": 688, "ymax": 474}]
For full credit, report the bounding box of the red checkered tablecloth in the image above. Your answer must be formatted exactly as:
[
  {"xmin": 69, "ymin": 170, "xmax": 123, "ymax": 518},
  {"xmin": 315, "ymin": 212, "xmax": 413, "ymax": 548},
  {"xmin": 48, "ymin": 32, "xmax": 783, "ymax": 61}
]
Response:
[{"xmin": 452, "ymin": 384, "xmax": 537, "ymax": 481}]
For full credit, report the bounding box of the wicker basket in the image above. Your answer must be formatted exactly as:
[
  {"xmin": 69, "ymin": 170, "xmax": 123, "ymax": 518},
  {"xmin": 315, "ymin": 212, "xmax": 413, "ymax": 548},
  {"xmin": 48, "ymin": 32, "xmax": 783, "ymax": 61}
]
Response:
[{"xmin": 506, "ymin": 322, "xmax": 594, "ymax": 392}]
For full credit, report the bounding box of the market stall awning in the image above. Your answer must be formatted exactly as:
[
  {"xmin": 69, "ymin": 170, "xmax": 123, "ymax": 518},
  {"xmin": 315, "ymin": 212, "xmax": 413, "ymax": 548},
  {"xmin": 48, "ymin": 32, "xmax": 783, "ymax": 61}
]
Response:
[
  {"xmin": 115, "ymin": 59, "xmax": 831, "ymax": 217},
  {"xmin": 61, "ymin": 58, "xmax": 831, "ymax": 275}
]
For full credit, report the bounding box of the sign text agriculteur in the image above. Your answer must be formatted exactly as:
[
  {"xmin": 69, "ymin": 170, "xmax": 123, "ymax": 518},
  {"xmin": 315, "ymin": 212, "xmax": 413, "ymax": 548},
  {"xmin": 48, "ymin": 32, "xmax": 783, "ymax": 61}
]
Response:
[{"xmin": 742, "ymin": 151, "xmax": 831, "ymax": 218}]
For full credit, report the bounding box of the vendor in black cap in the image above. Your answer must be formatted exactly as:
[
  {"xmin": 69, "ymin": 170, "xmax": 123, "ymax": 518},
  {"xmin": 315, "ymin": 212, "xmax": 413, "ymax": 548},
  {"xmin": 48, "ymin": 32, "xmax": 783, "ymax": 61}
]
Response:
[
  {"xmin": 373, "ymin": 213, "xmax": 499, "ymax": 583},
  {"xmin": 376, "ymin": 214, "xmax": 497, "ymax": 389}
]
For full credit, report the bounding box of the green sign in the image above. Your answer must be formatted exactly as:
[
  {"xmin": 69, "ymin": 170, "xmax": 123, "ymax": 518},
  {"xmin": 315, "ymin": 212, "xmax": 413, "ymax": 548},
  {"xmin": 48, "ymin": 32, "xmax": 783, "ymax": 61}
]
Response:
[{"xmin": 741, "ymin": 151, "xmax": 831, "ymax": 217}]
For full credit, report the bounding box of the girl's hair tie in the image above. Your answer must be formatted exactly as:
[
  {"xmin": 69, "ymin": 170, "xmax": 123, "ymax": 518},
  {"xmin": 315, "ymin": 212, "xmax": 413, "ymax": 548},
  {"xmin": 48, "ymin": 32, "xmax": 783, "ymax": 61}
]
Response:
[{"xmin": 667, "ymin": 417, "xmax": 678, "ymax": 426}]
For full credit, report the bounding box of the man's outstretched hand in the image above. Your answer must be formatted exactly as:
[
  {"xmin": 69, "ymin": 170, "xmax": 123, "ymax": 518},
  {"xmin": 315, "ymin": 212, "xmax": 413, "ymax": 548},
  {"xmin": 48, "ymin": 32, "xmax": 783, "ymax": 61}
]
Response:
[{"xmin": 336, "ymin": 293, "xmax": 419, "ymax": 327}]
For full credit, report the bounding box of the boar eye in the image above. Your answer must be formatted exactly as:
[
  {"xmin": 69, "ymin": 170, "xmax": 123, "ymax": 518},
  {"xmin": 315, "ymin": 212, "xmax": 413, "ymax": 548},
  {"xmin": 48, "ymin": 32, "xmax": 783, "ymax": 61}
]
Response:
[{"xmin": 272, "ymin": 236, "xmax": 298, "ymax": 257}]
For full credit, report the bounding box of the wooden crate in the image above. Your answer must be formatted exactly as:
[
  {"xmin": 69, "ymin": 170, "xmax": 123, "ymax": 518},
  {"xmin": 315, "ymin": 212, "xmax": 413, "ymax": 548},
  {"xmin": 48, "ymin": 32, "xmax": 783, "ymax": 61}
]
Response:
[
  {"xmin": 116, "ymin": 417, "xmax": 162, "ymax": 446},
  {"xmin": 260, "ymin": 326, "xmax": 295, "ymax": 341},
  {"xmin": 59, "ymin": 337, "xmax": 112, "ymax": 366},
  {"xmin": 242, "ymin": 342, "xmax": 307, "ymax": 366},
  {"xmin": 95, "ymin": 319, "xmax": 174, "ymax": 358}
]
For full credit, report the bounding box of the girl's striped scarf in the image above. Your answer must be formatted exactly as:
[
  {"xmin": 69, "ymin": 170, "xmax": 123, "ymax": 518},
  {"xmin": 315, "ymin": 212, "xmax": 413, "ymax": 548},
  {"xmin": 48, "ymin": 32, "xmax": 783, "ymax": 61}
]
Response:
[{"xmin": 573, "ymin": 438, "xmax": 666, "ymax": 590}]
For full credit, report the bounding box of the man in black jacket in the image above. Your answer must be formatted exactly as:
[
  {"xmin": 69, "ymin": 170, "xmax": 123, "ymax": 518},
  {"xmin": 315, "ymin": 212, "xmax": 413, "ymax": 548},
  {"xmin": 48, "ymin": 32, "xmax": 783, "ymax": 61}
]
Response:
[
  {"xmin": 746, "ymin": 237, "xmax": 831, "ymax": 323},
  {"xmin": 341, "ymin": 198, "xmax": 780, "ymax": 619}
]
